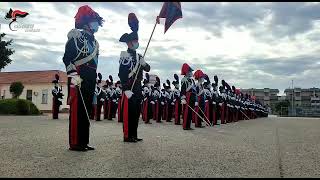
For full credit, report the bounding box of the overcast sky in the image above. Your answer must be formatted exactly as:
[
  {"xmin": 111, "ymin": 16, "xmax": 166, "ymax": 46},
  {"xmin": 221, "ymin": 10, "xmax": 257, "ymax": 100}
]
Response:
[{"xmin": 1, "ymin": 2, "xmax": 320, "ymax": 95}]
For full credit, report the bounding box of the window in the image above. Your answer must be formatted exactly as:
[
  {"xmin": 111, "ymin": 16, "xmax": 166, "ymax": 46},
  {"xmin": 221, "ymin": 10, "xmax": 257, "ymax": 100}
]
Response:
[
  {"xmin": 26, "ymin": 90, "xmax": 32, "ymax": 101},
  {"xmin": 42, "ymin": 89, "xmax": 48, "ymax": 104}
]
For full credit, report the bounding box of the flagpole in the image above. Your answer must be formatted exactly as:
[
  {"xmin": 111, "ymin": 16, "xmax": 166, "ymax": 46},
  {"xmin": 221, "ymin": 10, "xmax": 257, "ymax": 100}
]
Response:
[
  {"xmin": 130, "ymin": 20, "xmax": 158, "ymax": 91},
  {"xmin": 143, "ymin": 21, "xmax": 158, "ymax": 58}
]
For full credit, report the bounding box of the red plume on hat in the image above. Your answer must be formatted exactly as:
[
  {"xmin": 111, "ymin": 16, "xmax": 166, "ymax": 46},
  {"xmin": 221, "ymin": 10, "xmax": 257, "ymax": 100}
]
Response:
[
  {"xmin": 181, "ymin": 63, "xmax": 193, "ymax": 75},
  {"xmin": 235, "ymin": 89, "xmax": 241, "ymax": 95},
  {"xmin": 193, "ymin": 70, "xmax": 205, "ymax": 80},
  {"xmin": 74, "ymin": 5, "xmax": 104, "ymax": 29}
]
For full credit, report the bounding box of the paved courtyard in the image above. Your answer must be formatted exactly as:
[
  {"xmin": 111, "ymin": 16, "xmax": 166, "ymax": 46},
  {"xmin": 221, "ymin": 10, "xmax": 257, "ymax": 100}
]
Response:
[{"xmin": 1, "ymin": 114, "xmax": 320, "ymax": 178}]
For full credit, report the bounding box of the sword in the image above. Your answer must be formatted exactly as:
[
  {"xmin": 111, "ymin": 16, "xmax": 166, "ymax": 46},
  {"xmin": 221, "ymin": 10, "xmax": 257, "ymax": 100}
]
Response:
[
  {"xmin": 185, "ymin": 104, "xmax": 211, "ymax": 127},
  {"xmin": 252, "ymin": 110, "xmax": 259, "ymax": 118},
  {"xmin": 198, "ymin": 106, "xmax": 212, "ymax": 126},
  {"xmin": 240, "ymin": 109, "xmax": 250, "ymax": 120},
  {"xmin": 77, "ymin": 85, "xmax": 90, "ymax": 121}
]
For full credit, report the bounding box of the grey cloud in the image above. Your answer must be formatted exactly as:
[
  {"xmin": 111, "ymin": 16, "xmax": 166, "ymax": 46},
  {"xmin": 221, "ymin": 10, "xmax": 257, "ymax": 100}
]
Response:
[
  {"xmin": 2, "ymin": 2, "xmax": 320, "ymax": 94},
  {"xmin": 153, "ymin": 2, "xmax": 320, "ymax": 40},
  {"xmin": 268, "ymin": 2, "xmax": 320, "ymax": 36},
  {"xmin": 245, "ymin": 55, "xmax": 320, "ymax": 76},
  {"xmin": 5, "ymin": 47, "xmax": 64, "ymax": 72}
]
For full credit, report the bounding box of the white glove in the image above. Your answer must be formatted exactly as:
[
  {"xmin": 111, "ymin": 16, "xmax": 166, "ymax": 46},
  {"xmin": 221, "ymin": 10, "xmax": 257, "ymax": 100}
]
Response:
[
  {"xmin": 124, "ymin": 90, "xmax": 134, "ymax": 99},
  {"xmin": 171, "ymin": 102, "xmax": 174, "ymax": 105},
  {"xmin": 181, "ymin": 99, "xmax": 187, "ymax": 105},
  {"xmin": 112, "ymin": 99, "xmax": 116, "ymax": 102},
  {"xmin": 150, "ymin": 101, "xmax": 155, "ymax": 104},
  {"xmin": 100, "ymin": 98, "xmax": 105, "ymax": 102},
  {"xmin": 161, "ymin": 102, "xmax": 164, "ymax": 105},
  {"xmin": 195, "ymin": 102, "xmax": 199, "ymax": 107},
  {"xmin": 70, "ymin": 74, "xmax": 82, "ymax": 87},
  {"xmin": 205, "ymin": 100, "xmax": 208, "ymax": 103},
  {"xmin": 140, "ymin": 57, "xmax": 147, "ymax": 66}
]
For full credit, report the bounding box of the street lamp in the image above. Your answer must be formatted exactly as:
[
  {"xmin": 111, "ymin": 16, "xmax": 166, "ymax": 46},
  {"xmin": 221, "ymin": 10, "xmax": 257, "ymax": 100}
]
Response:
[{"xmin": 291, "ymin": 80, "xmax": 294, "ymax": 116}]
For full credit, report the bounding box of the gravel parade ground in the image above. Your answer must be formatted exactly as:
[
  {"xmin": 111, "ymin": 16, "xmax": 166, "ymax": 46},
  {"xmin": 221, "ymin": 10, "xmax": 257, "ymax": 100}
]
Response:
[{"xmin": 1, "ymin": 114, "xmax": 320, "ymax": 178}]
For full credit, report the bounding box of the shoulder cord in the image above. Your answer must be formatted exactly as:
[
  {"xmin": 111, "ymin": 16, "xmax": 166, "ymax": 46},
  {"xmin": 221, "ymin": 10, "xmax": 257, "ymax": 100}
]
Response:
[{"xmin": 72, "ymin": 35, "xmax": 90, "ymax": 61}]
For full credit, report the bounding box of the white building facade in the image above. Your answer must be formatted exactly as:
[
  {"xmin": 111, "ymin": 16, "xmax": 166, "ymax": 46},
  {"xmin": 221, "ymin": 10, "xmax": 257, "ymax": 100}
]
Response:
[{"xmin": 0, "ymin": 70, "xmax": 69, "ymax": 112}]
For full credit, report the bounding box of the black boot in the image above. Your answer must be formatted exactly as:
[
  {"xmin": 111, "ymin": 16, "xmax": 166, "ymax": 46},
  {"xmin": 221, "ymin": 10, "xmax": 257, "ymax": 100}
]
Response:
[
  {"xmin": 124, "ymin": 138, "xmax": 137, "ymax": 143},
  {"xmin": 69, "ymin": 146, "xmax": 87, "ymax": 151},
  {"xmin": 85, "ymin": 145, "xmax": 95, "ymax": 150}
]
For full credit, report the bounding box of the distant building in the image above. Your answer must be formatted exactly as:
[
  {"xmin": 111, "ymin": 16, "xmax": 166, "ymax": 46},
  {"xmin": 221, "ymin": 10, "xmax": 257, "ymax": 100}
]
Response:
[
  {"xmin": 284, "ymin": 87, "xmax": 320, "ymax": 107},
  {"xmin": 240, "ymin": 88, "xmax": 280, "ymax": 112},
  {"xmin": 0, "ymin": 70, "xmax": 68, "ymax": 112}
]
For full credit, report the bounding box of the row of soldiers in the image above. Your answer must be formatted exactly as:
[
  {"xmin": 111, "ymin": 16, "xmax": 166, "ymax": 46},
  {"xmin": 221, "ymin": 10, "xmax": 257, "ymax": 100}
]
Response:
[
  {"xmin": 56, "ymin": 63, "xmax": 269, "ymax": 129},
  {"xmin": 89, "ymin": 74, "xmax": 122, "ymax": 121},
  {"xmin": 139, "ymin": 64, "xmax": 268, "ymax": 130}
]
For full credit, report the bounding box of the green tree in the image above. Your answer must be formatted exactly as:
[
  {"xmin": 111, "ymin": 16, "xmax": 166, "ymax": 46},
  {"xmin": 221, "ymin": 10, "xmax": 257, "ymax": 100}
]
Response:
[
  {"xmin": 0, "ymin": 33, "xmax": 15, "ymax": 71},
  {"xmin": 10, "ymin": 82, "xmax": 24, "ymax": 99},
  {"xmin": 275, "ymin": 100, "xmax": 290, "ymax": 115}
]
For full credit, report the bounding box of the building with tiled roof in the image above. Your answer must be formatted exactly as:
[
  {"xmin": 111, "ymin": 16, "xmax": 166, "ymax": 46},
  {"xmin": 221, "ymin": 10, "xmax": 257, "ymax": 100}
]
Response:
[{"xmin": 0, "ymin": 70, "xmax": 68, "ymax": 112}]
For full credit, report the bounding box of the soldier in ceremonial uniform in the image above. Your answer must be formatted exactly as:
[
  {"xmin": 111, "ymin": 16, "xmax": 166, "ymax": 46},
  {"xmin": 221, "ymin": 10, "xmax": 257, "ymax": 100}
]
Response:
[
  {"xmin": 219, "ymin": 80, "xmax": 227, "ymax": 124},
  {"xmin": 52, "ymin": 74, "xmax": 64, "ymax": 119},
  {"xmin": 163, "ymin": 80, "xmax": 173, "ymax": 122},
  {"xmin": 142, "ymin": 73, "xmax": 152, "ymax": 124},
  {"xmin": 106, "ymin": 75, "xmax": 116, "ymax": 120},
  {"xmin": 172, "ymin": 74, "xmax": 181, "ymax": 125},
  {"xmin": 203, "ymin": 75, "xmax": 212, "ymax": 126},
  {"xmin": 95, "ymin": 73, "xmax": 107, "ymax": 121},
  {"xmin": 211, "ymin": 75, "xmax": 219, "ymax": 125},
  {"xmin": 180, "ymin": 63, "xmax": 196, "ymax": 130},
  {"xmin": 118, "ymin": 13, "xmax": 150, "ymax": 142},
  {"xmin": 193, "ymin": 70, "xmax": 206, "ymax": 128},
  {"xmin": 152, "ymin": 77, "xmax": 162, "ymax": 123},
  {"xmin": 114, "ymin": 81, "xmax": 122, "ymax": 121},
  {"xmin": 111, "ymin": 77, "xmax": 119, "ymax": 119},
  {"xmin": 224, "ymin": 82, "xmax": 231, "ymax": 123},
  {"xmin": 160, "ymin": 85, "xmax": 167, "ymax": 122},
  {"xmin": 230, "ymin": 86, "xmax": 237, "ymax": 122},
  {"xmin": 62, "ymin": 5, "xmax": 104, "ymax": 151},
  {"xmin": 234, "ymin": 89, "xmax": 241, "ymax": 122},
  {"xmin": 103, "ymin": 80, "xmax": 110, "ymax": 120}
]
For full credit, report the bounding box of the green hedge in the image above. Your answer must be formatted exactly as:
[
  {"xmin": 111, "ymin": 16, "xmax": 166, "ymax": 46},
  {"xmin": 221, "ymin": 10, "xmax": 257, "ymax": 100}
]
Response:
[{"xmin": 0, "ymin": 99, "xmax": 41, "ymax": 115}]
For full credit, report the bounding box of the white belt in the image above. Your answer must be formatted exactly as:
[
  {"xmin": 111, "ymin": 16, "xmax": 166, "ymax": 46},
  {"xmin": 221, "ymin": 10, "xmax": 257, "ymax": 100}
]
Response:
[{"xmin": 74, "ymin": 42, "xmax": 99, "ymax": 66}]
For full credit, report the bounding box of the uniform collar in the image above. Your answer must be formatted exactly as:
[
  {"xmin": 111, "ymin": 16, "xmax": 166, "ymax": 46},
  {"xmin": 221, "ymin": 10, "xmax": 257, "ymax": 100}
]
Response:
[
  {"xmin": 127, "ymin": 48, "xmax": 136, "ymax": 54},
  {"xmin": 83, "ymin": 30, "xmax": 95, "ymax": 40}
]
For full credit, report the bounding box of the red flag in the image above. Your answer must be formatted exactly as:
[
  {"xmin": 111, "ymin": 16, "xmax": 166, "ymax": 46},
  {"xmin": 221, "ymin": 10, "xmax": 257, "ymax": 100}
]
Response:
[{"xmin": 157, "ymin": 2, "xmax": 182, "ymax": 33}]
